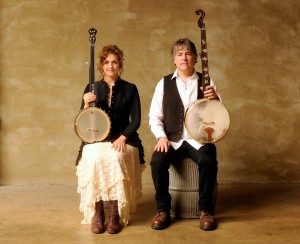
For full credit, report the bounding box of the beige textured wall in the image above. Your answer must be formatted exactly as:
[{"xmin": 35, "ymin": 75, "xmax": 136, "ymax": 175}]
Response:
[{"xmin": 0, "ymin": 0, "xmax": 299, "ymax": 185}]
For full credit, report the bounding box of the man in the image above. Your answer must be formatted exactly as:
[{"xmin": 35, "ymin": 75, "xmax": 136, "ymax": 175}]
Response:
[{"xmin": 149, "ymin": 38, "xmax": 220, "ymax": 231}]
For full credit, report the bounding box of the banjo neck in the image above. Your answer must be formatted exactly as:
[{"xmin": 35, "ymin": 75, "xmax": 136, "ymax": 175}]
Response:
[
  {"xmin": 196, "ymin": 9, "xmax": 210, "ymax": 91},
  {"xmin": 88, "ymin": 28, "xmax": 97, "ymax": 107}
]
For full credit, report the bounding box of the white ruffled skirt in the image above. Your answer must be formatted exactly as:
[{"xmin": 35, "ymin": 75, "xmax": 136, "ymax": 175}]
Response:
[{"xmin": 76, "ymin": 142, "xmax": 144, "ymax": 226}]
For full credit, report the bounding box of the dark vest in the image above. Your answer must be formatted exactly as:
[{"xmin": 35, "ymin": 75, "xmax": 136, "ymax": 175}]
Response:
[{"xmin": 162, "ymin": 72, "xmax": 203, "ymax": 142}]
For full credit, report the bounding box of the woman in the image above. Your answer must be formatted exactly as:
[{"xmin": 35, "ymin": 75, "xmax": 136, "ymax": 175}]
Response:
[{"xmin": 76, "ymin": 45, "xmax": 145, "ymax": 234}]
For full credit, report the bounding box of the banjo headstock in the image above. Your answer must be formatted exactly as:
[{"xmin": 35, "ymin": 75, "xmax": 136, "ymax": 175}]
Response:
[
  {"xmin": 87, "ymin": 28, "xmax": 97, "ymax": 100},
  {"xmin": 195, "ymin": 9, "xmax": 210, "ymax": 89},
  {"xmin": 195, "ymin": 9, "xmax": 205, "ymax": 28},
  {"xmin": 88, "ymin": 28, "xmax": 97, "ymax": 45}
]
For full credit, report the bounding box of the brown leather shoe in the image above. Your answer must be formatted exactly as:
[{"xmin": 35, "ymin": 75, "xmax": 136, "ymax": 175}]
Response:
[
  {"xmin": 199, "ymin": 211, "xmax": 216, "ymax": 231},
  {"xmin": 106, "ymin": 200, "xmax": 122, "ymax": 234},
  {"xmin": 91, "ymin": 201, "xmax": 105, "ymax": 234},
  {"xmin": 151, "ymin": 211, "xmax": 171, "ymax": 230}
]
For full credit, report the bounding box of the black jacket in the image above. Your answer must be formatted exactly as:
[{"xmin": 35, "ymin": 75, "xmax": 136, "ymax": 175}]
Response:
[{"xmin": 75, "ymin": 77, "xmax": 145, "ymax": 165}]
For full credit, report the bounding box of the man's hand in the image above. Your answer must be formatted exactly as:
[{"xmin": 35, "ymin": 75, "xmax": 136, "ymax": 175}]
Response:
[
  {"xmin": 201, "ymin": 85, "xmax": 219, "ymax": 100},
  {"xmin": 154, "ymin": 137, "xmax": 170, "ymax": 152}
]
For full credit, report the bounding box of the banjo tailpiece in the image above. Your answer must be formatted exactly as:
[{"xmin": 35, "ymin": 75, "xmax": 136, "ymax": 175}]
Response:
[
  {"xmin": 74, "ymin": 28, "xmax": 111, "ymax": 143},
  {"xmin": 184, "ymin": 9, "xmax": 230, "ymax": 144}
]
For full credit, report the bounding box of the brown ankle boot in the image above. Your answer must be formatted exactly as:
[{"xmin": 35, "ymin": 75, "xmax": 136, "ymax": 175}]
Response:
[
  {"xmin": 106, "ymin": 200, "xmax": 122, "ymax": 234},
  {"xmin": 91, "ymin": 201, "xmax": 105, "ymax": 234}
]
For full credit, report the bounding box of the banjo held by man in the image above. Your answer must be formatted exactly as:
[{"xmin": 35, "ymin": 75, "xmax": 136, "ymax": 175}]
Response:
[{"xmin": 185, "ymin": 9, "xmax": 230, "ymax": 144}]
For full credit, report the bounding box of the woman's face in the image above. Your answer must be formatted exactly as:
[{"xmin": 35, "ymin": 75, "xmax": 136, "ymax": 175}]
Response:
[{"xmin": 102, "ymin": 53, "xmax": 120, "ymax": 80}]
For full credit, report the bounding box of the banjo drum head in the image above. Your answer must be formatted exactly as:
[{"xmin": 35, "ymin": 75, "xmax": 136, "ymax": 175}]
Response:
[
  {"xmin": 185, "ymin": 99, "xmax": 230, "ymax": 144},
  {"xmin": 74, "ymin": 107, "xmax": 111, "ymax": 143}
]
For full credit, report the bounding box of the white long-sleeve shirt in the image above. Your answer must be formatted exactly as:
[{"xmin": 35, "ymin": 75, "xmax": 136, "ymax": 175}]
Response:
[{"xmin": 149, "ymin": 70, "xmax": 220, "ymax": 150}]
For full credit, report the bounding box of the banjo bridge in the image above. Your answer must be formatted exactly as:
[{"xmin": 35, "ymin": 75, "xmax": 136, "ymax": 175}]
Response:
[
  {"xmin": 87, "ymin": 128, "xmax": 99, "ymax": 132},
  {"xmin": 202, "ymin": 121, "xmax": 215, "ymax": 125}
]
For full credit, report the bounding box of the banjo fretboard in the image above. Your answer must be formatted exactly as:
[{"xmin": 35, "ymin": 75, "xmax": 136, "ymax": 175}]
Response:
[{"xmin": 196, "ymin": 9, "xmax": 210, "ymax": 91}]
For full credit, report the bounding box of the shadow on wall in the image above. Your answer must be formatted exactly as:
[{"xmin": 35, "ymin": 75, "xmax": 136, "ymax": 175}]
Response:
[{"xmin": 224, "ymin": 101, "xmax": 300, "ymax": 184}]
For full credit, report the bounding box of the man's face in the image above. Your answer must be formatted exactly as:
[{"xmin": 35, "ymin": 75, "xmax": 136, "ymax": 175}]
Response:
[{"xmin": 173, "ymin": 46, "xmax": 196, "ymax": 73}]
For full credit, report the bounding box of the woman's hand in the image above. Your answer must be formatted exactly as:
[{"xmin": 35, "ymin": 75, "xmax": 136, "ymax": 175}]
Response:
[
  {"xmin": 83, "ymin": 92, "xmax": 96, "ymax": 109},
  {"xmin": 112, "ymin": 135, "xmax": 126, "ymax": 153},
  {"xmin": 201, "ymin": 85, "xmax": 219, "ymax": 100},
  {"xmin": 154, "ymin": 137, "xmax": 170, "ymax": 153}
]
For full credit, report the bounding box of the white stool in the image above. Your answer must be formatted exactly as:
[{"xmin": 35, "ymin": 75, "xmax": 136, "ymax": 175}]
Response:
[{"xmin": 169, "ymin": 158, "xmax": 217, "ymax": 218}]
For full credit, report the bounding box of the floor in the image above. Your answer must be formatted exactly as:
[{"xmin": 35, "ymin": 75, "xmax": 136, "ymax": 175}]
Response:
[{"xmin": 0, "ymin": 184, "xmax": 299, "ymax": 244}]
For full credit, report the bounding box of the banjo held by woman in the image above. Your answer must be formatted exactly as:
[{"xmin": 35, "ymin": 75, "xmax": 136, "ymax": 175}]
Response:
[
  {"xmin": 185, "ymin": 9, "xmax": 230, "ymax": 144},
  {"xmin": 74, "ymin": 28, "xmax": 110, "ymax": 143}
]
